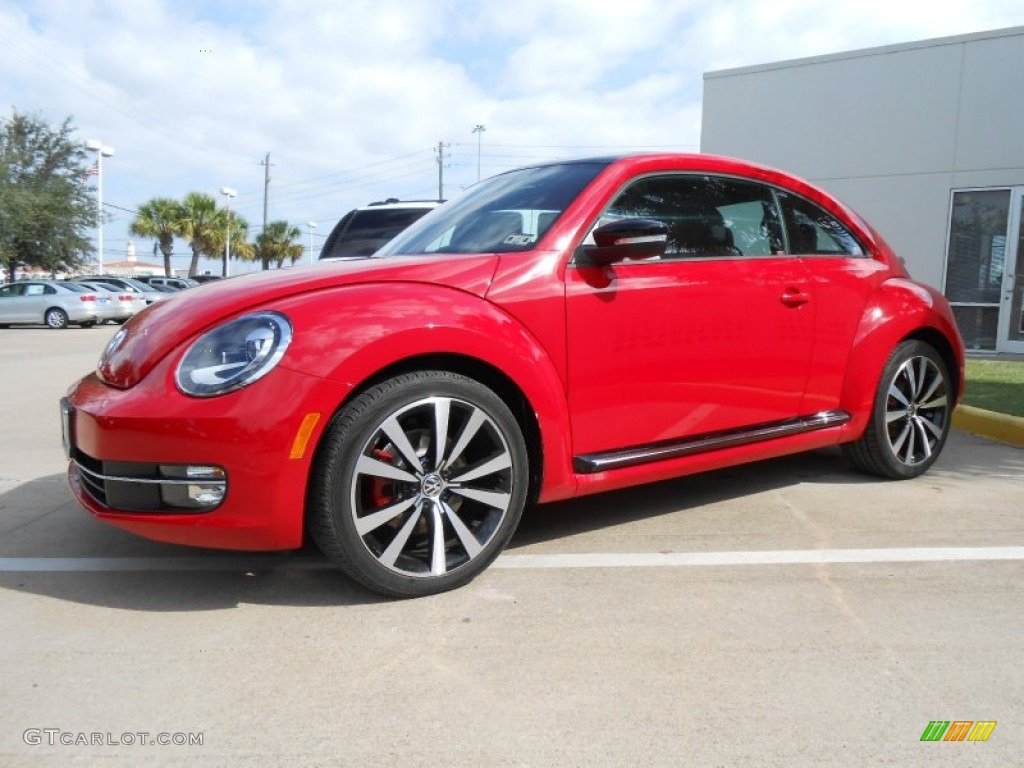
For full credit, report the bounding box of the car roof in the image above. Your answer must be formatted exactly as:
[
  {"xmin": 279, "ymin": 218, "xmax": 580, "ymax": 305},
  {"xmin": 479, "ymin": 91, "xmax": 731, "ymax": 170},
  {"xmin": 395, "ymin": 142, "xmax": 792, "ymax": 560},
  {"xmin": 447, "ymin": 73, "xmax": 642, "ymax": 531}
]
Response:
[{"xmin": 354, "ymin": 200, "xmax": 442, "ymax": 212}]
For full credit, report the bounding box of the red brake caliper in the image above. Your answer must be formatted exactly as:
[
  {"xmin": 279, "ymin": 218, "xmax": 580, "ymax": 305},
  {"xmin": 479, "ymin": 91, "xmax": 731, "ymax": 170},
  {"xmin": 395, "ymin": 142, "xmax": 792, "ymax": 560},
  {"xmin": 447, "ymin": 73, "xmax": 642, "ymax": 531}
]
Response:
[{"xmin": 368, "ymin": 447, "xmax": 397, "ymax": 508}]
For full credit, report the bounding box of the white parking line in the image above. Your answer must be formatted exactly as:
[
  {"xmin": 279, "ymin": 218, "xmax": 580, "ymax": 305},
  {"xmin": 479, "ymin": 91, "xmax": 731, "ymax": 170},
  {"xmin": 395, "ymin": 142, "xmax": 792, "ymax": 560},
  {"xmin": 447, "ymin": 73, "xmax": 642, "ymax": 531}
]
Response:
[
  {"xmin": 0, "ymin": 547, "xmax": 1022, "ymax": 572},
  {"xmin": 491, "ymin": 547, "xmax": 1024, "ymax": 569}
]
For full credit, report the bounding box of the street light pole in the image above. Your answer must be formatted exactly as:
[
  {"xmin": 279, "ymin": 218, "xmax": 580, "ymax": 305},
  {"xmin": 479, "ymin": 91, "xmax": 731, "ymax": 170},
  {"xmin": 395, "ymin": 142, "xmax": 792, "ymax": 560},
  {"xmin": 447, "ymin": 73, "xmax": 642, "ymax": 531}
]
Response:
[
  {"xmin": 85, "ymin": 140, "xmax": 115, "ymax": 275},
  {"xmin": 220, "ymin": 187, "xmax": 237, "ymax": 277},
  {"xmin": 307, "ymin": 221, "xmax": 317, "ymax": 265},
  {"xmin": 472, "ymin": 124, "xmax": 486, "ymax": 183}
]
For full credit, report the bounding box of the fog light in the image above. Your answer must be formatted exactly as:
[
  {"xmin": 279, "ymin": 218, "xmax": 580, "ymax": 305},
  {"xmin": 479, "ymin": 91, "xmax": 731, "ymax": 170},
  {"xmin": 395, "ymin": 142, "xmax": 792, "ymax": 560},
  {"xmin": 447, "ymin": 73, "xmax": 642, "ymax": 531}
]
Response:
[
  {"xmin": 159, "ymin": 464, "xmax": 226, "ymax": 480},
  {"xmin": 158, "ymin": 464, "xmax": 228, "ymax": 510},
  {"xmin": 188, "ymin": 484, "xmax": 226, "ymax": 506},
  {"xmin": 186, "ymin": 465, "xmax": 225, "ymax": 480}
]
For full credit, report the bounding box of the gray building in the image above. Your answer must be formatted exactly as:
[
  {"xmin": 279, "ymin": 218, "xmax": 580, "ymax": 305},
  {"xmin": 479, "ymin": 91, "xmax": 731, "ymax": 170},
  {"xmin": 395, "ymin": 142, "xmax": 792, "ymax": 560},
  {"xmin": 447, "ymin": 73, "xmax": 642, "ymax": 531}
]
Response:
[{"xmin": 701, "ymin": 26, "xmax": 1024, "ymax": 353}]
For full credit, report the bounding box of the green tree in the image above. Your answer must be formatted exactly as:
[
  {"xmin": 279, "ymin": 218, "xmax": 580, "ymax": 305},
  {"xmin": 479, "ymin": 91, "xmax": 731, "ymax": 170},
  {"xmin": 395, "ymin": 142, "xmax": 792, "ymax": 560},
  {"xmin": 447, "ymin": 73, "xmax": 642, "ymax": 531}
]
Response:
[
  {"xmin": 0, "ymin": 110, "xmax": 98, "ymax": 281},
  {"xmin": 254, "ymin": 220, "xmax": 303, "ymax": 270},
  {"xmin": 176, "ymin": 192, "xmax": 222, "ymax": 277},
  {"xmin": 129, "ymin": 197, "xmax": 182, "ymax": 277}
]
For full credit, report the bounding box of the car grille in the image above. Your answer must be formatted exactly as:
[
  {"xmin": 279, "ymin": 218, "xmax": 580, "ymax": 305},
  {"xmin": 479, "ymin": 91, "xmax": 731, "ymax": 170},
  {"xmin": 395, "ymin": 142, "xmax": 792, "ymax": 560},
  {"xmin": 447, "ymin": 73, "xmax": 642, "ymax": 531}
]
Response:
[{"xmin": 71, "ymin": 449, "xmax": 226, "ymax": 514}]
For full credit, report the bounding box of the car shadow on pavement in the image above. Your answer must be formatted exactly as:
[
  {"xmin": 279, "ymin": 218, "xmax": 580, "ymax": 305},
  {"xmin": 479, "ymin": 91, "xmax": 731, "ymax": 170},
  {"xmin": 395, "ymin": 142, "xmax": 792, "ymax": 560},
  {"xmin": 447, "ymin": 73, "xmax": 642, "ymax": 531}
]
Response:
[
  {"xmin": 0, "ymin": 434, "xmax": 1017, "ymax": 611},
  {"xmin": 511, "ymin": 446, "xmax": 872, "ymax": 548},
  {"xmin": 0, "ymin": 474, "xmax": 388, "ymax": 610},
  {"xmin": 510, "ymin": 437, "xmax": 1024, "ymax": 548}
]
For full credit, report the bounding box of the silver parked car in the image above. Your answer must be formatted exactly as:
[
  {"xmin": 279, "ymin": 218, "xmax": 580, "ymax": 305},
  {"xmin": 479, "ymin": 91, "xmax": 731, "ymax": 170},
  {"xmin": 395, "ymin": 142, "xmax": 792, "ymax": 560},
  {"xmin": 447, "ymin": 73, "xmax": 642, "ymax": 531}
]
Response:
[
  {"xmin": 76, "ymin": 281, "xmax": 149, "ymax": 323},
  {"xmin": 0, "ymin": 280, "xmax": 108, "ymax": 328},
  {"xmin": 139, "ymin": 276, "xmax": 199, "ymax": 291},
  {"xmin": 70, "ymin": 275, "xmax": 165, "ymax": 305}
]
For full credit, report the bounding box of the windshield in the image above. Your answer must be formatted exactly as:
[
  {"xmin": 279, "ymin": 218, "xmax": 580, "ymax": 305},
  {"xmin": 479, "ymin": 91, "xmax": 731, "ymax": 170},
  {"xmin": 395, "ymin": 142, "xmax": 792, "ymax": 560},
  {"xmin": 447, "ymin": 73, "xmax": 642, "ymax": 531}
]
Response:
[
  {"xmin": 116, "ymin": 278, "xmax": 154, "ymax": 292},
  {"xmin": 377, "ymin": 161, "xmax": 610, "ymax": 256}
]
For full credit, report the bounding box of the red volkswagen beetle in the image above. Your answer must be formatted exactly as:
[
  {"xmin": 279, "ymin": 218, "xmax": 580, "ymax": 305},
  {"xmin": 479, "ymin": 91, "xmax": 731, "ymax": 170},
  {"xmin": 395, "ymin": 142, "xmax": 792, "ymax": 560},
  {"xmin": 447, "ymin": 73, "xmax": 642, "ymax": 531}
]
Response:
[{"xmin": 62, "ymin": 154, "xmax": 964, "ymax": 597}]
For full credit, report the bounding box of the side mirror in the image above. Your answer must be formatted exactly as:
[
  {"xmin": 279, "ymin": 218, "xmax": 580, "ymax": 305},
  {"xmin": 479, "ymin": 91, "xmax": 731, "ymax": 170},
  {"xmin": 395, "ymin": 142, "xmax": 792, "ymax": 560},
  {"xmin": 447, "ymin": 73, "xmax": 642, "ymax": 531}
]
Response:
[{"xmin": 577, "ymin": 218, "xmax": 668, "ymax": 266}]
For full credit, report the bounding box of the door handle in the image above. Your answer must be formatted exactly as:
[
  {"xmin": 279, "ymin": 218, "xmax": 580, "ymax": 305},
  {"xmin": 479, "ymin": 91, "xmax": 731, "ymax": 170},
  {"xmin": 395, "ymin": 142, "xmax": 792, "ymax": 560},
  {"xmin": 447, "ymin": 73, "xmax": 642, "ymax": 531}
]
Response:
[{"xmin": 780, "ymin": 287, "xmax": 810, "ymax": 307}]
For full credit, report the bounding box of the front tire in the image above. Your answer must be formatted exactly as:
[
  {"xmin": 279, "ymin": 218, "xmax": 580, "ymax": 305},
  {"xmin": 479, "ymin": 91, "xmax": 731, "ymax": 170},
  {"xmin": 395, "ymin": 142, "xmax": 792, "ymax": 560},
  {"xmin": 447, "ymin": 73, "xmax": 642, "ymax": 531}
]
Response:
[
  {"xmin": 843, "ymin": 340, "xmax": 952, "ymax": 479},
  {"xmin": 309, "ymin": 371, "xmax": 529, "ymax": 598}
]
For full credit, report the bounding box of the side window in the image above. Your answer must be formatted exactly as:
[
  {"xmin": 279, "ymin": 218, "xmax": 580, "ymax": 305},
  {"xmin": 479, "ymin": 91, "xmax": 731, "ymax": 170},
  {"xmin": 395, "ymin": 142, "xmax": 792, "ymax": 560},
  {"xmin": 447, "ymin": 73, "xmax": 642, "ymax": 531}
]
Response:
[
  {"xmin": 25, "ymin": 284, "xmax": 45, "ymax": 296},
  {"xmin": 593, "ymin": 175, "xmax": 785, "ymax": 259},
  {"xmin": 777, "ymin": 191, "xmax": 864, "ymax": 256},
  {"xmin": 0, "ymin": 284, "xmax": 23, "ymax": 297}
]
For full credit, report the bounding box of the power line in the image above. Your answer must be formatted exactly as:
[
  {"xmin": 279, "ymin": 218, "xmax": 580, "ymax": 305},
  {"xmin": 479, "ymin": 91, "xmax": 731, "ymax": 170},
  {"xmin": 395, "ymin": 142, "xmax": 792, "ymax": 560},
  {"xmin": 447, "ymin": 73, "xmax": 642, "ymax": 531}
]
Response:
[
  {"xmin": 103, "ymin": 202, "xmax": 138, "ymax": 214},
  {"xmin": 252, "ymin": 148, "xmax": 436, "ymax": 195},
  {"xmin": 0, "ymin": 22, "xmax": 256, "ymax": 164},
  {"xmin": 266, "ymin": 161, "xmax": 439, "ymax": 207}
]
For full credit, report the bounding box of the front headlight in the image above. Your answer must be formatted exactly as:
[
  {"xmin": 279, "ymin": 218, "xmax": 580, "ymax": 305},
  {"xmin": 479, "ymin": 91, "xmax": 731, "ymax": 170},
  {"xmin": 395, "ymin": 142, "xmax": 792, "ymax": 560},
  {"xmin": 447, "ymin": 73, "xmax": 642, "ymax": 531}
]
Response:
[{"xmin": 175, "ymin": 312, "xmax": 292, "ymax": 397}]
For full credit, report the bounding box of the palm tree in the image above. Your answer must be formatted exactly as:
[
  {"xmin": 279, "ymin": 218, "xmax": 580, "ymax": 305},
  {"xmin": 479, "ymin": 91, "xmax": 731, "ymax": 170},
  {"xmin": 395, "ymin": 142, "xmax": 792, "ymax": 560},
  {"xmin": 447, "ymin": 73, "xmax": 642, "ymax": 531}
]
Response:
[
  {"xmin": 176, "ymin": 192, "xmax": 222, "ymax": 277},
  {"xmin": 129, "ymin": 198, "xmax": 182, "ymax": 277},
  {"xmin": 254, "ymin": 221, "xmax": 303, "ymax": 271},
  {"xmin": 207, "ymin": 209, "xmax": 255, "ymax": 274}
]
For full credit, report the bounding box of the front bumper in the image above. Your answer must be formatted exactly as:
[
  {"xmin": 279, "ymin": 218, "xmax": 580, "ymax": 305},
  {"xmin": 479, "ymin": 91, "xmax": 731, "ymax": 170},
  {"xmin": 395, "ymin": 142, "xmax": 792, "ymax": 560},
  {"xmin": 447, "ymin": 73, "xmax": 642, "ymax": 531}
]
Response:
[{"xmin": 64, "ymin": 358, "xmax": 349, "ymax": 551}]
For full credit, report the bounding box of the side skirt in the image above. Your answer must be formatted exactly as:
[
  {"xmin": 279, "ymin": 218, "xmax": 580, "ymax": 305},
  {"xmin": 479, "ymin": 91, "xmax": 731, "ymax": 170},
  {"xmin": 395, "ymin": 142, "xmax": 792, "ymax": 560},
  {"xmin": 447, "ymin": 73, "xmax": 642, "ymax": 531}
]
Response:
[{"xmin": 573, "ymin": 410, "xmax": 851, "ymax": 474}]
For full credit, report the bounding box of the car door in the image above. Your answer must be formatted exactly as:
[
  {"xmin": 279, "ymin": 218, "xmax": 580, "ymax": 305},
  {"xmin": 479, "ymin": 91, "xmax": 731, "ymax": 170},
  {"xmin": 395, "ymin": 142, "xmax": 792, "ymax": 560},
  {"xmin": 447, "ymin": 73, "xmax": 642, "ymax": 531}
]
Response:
[
  {"xmin": 775, "ymin": 190, "xmax": 889, "ymax": 413},
  {"xmin": 565, "ymin": 174, "xmax": 816, "ymax": 457},
  {"xmin": 0, "ymin": 283, "xmax": 27, "ymax": 322},
  {"xmin": 21, "ymin": 282, "xmax": 50, "ymax": 322}
]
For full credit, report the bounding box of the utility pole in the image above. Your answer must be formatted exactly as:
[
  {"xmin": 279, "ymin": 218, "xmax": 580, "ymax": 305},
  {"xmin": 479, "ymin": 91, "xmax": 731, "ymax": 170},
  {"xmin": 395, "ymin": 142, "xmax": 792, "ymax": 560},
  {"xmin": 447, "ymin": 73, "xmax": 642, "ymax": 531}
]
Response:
[
  {"xmin": 435, "ymin": 141, "xmax": 448, "ymax": 201},
  {"xmin": 260, "ymin": 152, "xmax": 272, "ymax": 233},
  {"xmin": 472, "ymin": 124, "xmax": 486, "ymax": 182}
]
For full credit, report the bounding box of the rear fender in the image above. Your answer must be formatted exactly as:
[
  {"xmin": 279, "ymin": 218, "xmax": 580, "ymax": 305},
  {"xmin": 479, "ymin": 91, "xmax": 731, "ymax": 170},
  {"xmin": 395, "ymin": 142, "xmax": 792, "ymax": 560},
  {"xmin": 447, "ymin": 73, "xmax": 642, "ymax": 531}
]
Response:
[{"xmin": 839, "ymin": 279, "xmax": 963, "ymax": 437}]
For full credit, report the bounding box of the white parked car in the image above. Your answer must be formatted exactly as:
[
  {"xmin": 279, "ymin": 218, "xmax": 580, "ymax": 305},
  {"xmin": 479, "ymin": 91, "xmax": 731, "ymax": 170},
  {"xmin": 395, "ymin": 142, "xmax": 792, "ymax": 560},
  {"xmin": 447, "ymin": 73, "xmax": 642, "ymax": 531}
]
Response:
[
  {"xmin": 70, "ymin": 275, "xmax": 165, "ymax": 305},
  {"xmin": 76, "ymin": 281, "xmax": 149, "ymax": 323},
  {"xmin": 0, "ymin": 280, "xmax": 108, "ymax": 328}
]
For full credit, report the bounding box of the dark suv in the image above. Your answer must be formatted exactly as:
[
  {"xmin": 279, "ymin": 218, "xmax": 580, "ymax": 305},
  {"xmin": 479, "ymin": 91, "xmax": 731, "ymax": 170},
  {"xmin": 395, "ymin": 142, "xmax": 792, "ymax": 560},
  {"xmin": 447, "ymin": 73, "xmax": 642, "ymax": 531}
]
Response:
[{"xmin": 319, "ymin": 199, "xmax": 441, "ymax": 261}]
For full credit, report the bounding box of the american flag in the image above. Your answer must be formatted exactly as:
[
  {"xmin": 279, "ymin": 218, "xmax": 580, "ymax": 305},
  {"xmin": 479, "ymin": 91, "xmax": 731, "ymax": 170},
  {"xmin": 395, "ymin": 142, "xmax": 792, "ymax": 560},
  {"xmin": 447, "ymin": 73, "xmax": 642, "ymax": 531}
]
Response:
[{"xmin": 81, "ymin": 162, "xmax": 99, "ymax": 182}]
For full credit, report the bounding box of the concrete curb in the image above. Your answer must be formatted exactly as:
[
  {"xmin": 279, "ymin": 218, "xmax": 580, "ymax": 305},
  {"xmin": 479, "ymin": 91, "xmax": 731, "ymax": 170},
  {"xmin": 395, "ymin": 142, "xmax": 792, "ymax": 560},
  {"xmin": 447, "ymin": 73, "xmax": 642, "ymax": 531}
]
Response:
[{"xmin": 953, "ymin": 405, "xmax": 1024, "ymax": 448}]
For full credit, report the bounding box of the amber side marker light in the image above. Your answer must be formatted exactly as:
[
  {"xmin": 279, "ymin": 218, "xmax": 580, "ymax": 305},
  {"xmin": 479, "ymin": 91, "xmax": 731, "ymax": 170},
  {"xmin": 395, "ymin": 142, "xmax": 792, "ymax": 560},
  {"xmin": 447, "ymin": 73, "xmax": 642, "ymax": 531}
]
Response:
[{"xmin": 289, "ymin": 413, "xmax": 322, "ymax": 459}]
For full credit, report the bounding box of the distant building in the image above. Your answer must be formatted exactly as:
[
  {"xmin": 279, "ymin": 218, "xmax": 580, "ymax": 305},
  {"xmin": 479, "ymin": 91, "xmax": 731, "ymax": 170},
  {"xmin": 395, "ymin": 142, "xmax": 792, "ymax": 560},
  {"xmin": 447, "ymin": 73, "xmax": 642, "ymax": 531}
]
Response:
[
  {"xmin": 702, "ymin": 26, "xmax": 1024, "ymax": 353},
  {"xmin": 102, "ymin": 240, "xmax": 165, "ymax": 276}
]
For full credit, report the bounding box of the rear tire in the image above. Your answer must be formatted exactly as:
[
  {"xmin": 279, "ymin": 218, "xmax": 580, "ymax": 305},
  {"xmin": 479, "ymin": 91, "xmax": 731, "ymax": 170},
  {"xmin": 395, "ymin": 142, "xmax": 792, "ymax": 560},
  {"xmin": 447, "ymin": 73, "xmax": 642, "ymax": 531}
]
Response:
[
  {"xmin": 843, "ymin": 340, "xmax": 952, "ymax": 479},
  {"xmin": 309, "ymin": 371, "xmax": 529, "ymax": 598},
  {"xmin": 44, "ymin": 308, "xmax": 69, "ymax": 329}
]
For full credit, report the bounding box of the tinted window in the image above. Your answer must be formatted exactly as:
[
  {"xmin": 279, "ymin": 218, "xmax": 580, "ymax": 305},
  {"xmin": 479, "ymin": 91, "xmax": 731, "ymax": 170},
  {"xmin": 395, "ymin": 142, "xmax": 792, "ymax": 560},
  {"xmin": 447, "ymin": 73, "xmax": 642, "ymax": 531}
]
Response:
[
  {"xmin": 593, "ymin": 174, "xmax": 784, "ymax": 259},
  {"xmin": 379, "ymin": 162, "xmax": 610, "ymax": 256},
  {"xmin": 0, "ymin": 284, "xmax": 24, "ymax": 297},
  {"xmin": 322, "ymin": 207, "xmax": 434, "ymax": 259},
  {"xmin": 777, "ymin": 191, "xmax": 863, "ymax": 256},
  {"xmin": 63, "ymin": 282, "xmax": 92, "ymax": 293}
]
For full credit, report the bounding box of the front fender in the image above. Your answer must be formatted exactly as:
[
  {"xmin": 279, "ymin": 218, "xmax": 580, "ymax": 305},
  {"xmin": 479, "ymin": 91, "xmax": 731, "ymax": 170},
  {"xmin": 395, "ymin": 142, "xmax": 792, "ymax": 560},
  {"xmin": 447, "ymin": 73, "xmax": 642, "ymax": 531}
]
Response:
[
  {"xmin": 839, "ymin": 278, "xmax": 964, "ymax": 437},
  {"xmin": 275, "ymin": 282, "xmax": 577, "ymax": 502}
]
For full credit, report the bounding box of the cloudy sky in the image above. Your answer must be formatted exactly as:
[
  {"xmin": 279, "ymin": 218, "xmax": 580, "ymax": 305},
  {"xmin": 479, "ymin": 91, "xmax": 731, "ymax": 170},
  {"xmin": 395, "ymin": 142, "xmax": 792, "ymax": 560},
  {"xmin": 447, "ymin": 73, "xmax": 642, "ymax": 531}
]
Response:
[{"xmin": 2, "ymin": 0, "xmax": 1023, "ymax": 274}]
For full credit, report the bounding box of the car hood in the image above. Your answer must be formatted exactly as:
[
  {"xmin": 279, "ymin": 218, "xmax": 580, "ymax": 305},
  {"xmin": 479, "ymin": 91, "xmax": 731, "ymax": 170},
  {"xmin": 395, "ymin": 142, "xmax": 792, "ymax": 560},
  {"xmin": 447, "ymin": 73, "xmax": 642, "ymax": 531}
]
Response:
[{"xmin": 97, "ymin": 254, "xmax": 499, "ymax": 389}]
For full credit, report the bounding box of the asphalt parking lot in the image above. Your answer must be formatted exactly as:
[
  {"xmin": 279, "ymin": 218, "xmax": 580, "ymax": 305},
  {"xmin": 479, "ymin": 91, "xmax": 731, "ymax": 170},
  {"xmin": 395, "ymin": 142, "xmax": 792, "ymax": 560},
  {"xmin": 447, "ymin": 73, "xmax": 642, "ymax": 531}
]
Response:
[{"xmin": 1, "ymin": 325, "xmax": 1022, "ymax": 767}]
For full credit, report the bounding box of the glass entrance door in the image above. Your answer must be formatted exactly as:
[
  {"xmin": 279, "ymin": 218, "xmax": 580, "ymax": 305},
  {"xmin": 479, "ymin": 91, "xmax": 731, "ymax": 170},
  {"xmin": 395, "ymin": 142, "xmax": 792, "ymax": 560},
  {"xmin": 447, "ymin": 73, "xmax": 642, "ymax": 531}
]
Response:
[
  {"xmin": 996, "ymin": 191, "xmax": 1024, "ymax": 353},
  {"xmin": 944, "ymin": 188, "xmax": 1024, "ymax": 352}
]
